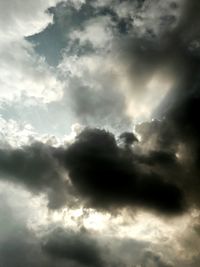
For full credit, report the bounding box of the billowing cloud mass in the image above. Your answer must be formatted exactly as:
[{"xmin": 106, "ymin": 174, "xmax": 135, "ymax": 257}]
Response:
[
  {"xmin": 0, "ymin": 128, "xmax": 185, "ymax": 215},
  {"xmin": 63, "ymin": 128, "xmax": 185, "ymax": 214},
  {"xmin": 1, "ymin": 0, "xmax": 200, "ymax": 266}
]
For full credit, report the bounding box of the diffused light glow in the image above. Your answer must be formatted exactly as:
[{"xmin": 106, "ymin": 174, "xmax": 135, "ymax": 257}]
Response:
[
  {"xmin": 0, "ymin": 181, "xmax": 187, "ymax": 245},
  {"xmin": 125, "ymin": 73, "xmax": 174, "ymax": 121},
  {"xmin": 29, "ymin": 203, "xmax": 191, "ymax": 244},
  {"xmin": 0, "ymin": 180, "xmax": 198, "ymax": 264}
]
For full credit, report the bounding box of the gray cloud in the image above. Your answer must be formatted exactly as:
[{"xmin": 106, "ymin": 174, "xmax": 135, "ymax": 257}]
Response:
[
  {"xmin": 0, "ymin": 190, "xmax": 108, "ymax": 267},
  {"xmin": 0, "ymin": 142, "xmax": 75, "ymax": 210},
  {"xmin": 141, "ymin": 250, "xmax": 174, "ymax": 267},
  {"xmin": 0, "ymin": 203, "xmax": 106, "ymax": 267},
  {"xmin": 26, "ymin": 0, "xmax": 178, "ymax": 127},
  {"xmin": 42, "ymin": 228, "xmax": 105, "ymax": 267},
  {"xmin": 25, "ymin": 0, "xmax": 198, "ymax": 128},
  {"xmin": 0, "ymin": 194, "xmax": 154, "ymax": 267}
]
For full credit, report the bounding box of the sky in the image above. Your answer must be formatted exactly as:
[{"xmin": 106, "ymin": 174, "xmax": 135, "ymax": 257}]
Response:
[{"xmin": 0, "ymin": 0, "xmax": 200, "ymax": 266}]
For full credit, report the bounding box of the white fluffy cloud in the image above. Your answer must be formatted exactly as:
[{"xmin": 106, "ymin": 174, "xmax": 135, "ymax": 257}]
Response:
[
  {"xmin": 0, "ymin": 0, "xmax": 61, "ymax": 38},
  {"xmin": 0, "ymin": 0, "xmax": 64, "ymax": 103}
]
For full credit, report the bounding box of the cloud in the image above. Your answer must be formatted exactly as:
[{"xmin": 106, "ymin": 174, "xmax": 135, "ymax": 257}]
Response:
[
  {"xmin": 0, "ymin": 183, "xmax": 108, "ymax": 267},
  {"xmin": 135, "ymin": 111, "xmax": 200, "ymax": 213},
  {"xmin": 0, "ymin": 0, "xmax": 60, "ymax": 38},
  {"xmin": 42, "ymin": 228, "xmax": 105, "ymax": 267},
  {"xmin": 57, "ymin": 54, "xmax": 133, "ymax": 130},
  {"xmin": 2, "ymin": 0, "xmax": 200, "ymax": 216},
  {"xmin": 2, "ymin": 0, "xmax": 200, "ymax": 266},
  {"xmin": 0, "ymin": 127, "xmax": 185, "ymax": 215},
  {"xmin": 0, "ymin": 177, "xmax": 198, "ymax": 267},
  {"xmin": 0, "ymin": 200, "xmax": 106, "ymax": 267},
  {"xmin": 135, "ymin": 41, "xmax": 200, "ymax": 210},
  {"xmin": 70, "ymin": 16, "xmax": 113, "ymax": 49},
  {"xmin": 27, "ymin": 0, "xmax": 180, "ymax": 124},
  {"xmin": 0, "ymin": 39, "xmax": 63, "ymax": 103},
  {"xmin": 141, "ymin": 250, "xmax": 174, "ymax": 267},
  {"xmin": 0, "ymin": 183, "xmax": 52, "ymax": 267},
  {"xmin": 0, "ymin": 142, "xmax": 75, "ymax": 210},
  {"xmin": 63, "ymin": 128, "xmax": 185, "ymax": 214},
  {"xmin": 119, "ymin": 132, "xmax": 138, "ymax": 147},
  {"xmin": 0, "ymin": 233, "xmax": 51, "ymax": 267},
  {"xmin": 21, "ymin": 0, "xmax": 200, "ymax": 127},
  {"xmin": 0, "ymin": 0, "xmax": 63, "ymax": 103}
]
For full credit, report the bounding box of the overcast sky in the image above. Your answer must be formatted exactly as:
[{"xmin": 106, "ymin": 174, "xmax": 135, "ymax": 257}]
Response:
[{"xmin": 1, "ymin": 0, "xmax": 200, "ymax": 266}]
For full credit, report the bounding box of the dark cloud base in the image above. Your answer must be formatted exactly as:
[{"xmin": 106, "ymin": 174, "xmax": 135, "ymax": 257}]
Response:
[
  {"xmin": 63, "ymin": 128, "xmax": 185, "ymax": 215},
  {"xmin": 0, "ymin": 127, "xmax": 185, "ymax": 215}
]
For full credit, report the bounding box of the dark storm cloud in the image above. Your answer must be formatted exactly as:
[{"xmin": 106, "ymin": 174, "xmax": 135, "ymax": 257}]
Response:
[
  {"xmin": 62, "ymin": 128, "xmax": 185, "ymax": 214},
  {"xmin": 136, "ymin": 96, "xmax": 200, "ymax": 209},
  {"xmin": 134, "ymin": 0, "xmax": 200, "ymax": 206},
  {"xmin": 137, "ymin": 150, "xmax": 177, "ymax": 166},
  {"xmin": 0, "ymin": 127, "xmax": 185, "ymax": 215}
]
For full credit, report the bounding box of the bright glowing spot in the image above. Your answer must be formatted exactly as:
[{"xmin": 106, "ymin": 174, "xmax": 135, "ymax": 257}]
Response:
[{"xmin": 84, "ymin": 211, "xmax": 111, "ymax": 231}]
